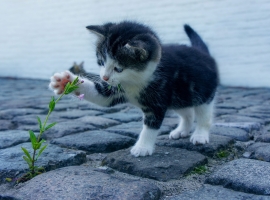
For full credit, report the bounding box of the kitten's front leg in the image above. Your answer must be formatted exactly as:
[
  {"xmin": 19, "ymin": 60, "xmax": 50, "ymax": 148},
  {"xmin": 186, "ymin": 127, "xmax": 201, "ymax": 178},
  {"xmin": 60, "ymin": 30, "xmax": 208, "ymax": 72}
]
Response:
[
  {"xmin": 130, "ymin": 112, "xmax": 164, "ymax": 157},
  {"xmin": 130, "ymin": 125, "xmax": 159, "ymax": 157},
  {"xmin": 49, "ymin": 71, "xmax": 123, "ymax": 107}
]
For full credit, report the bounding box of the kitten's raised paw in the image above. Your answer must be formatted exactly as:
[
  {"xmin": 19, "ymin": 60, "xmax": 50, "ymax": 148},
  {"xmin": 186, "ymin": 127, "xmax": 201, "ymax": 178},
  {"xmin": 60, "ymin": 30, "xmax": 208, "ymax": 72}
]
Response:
[
  {"xmin": 130, "ymin": 144, "xmax": 154, "ymax": 157},
  {"xmin": 190, "ymin": 131, "xmax": 209, "ymax": 145},
  {"xmin": 49, "ymin": 71, "xmax": 74, "ymax": 95}
]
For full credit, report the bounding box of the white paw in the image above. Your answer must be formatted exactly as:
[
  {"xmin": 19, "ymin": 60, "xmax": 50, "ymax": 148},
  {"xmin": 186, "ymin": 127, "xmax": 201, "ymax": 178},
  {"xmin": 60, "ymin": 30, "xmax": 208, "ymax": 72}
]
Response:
[
  {"xmin": 130, "ymin": 143, "xmax": 155, "ymax": 157},
  {"xmin": 190, "ymin": 130, "xmax": 209, "ymax": 145},
  {"xmin": 49, "ymin": 71, "xmax": 75, "ymax": 95},
  {"xmin": 169, "ymin": 129, "xmax": 189, "ymax": 139}
]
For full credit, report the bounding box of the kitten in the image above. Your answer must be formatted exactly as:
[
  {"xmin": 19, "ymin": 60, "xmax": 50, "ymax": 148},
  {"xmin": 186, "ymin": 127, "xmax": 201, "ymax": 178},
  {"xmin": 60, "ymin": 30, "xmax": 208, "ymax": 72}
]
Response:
[{"xmin": 49, "ymin": 21, "xmax": 218, "ymax": 157}]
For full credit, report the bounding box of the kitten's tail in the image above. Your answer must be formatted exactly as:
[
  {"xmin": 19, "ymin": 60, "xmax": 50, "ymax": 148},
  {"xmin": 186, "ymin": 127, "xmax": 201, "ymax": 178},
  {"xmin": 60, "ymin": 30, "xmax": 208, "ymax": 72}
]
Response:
[{"xmin": 184, "ymin": 24, "xmax": 210, "ymax": 55}]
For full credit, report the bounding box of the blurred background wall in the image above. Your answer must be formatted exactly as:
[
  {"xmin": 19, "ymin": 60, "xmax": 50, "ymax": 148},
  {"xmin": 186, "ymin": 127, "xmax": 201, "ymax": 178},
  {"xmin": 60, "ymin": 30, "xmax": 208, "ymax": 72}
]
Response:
[{"xmin": 0, "ymin": 0, "xmax": 269, "ymax": 87}]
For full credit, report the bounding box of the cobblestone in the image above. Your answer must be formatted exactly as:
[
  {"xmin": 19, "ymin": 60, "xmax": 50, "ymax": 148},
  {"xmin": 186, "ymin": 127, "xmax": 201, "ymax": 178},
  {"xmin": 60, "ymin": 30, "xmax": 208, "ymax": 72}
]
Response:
[
  {"xmin": 102, "ymin": 146, "xmax": 207, "ymax": 181},
  {"xmin": 0, "ymin": 78, "xmax": 270, "ymax": 199},
  {"xmin": 206, "ymin": 158, "xmax": 270, "ymax": 195}
]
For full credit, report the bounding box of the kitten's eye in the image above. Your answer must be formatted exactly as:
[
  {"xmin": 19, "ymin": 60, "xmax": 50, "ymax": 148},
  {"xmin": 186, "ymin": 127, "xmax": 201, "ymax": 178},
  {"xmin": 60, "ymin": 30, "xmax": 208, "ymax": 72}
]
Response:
[
  {"xmin": 114, "ymin": 67, "xmax": 123, "ymax": 73},
  {"xmin": 98, "ymin": 60, "xmax": 104, "ymax": 66}
]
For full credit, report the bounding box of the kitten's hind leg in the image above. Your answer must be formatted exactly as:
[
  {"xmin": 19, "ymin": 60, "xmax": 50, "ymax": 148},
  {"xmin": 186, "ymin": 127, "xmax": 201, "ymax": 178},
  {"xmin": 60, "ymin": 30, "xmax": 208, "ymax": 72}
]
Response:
[
  {"xmin": 169, "ymin": 107, "xmax": 195, "ymax": 139},
  {"xmin": 190, "ymin": 101, "xmax": 214, "ymax": 145}
]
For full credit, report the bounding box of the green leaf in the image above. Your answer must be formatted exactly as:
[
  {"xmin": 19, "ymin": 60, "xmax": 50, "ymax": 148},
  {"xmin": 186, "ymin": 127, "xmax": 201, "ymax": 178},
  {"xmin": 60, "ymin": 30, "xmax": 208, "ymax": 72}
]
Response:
[
  {"xmin": 37, "ymin": 116, "xmax": 42, "ymax": 130},
  {"xmin": 35, "ymin": 142, "xmax": 41, "ymax": 150},
  {"xmin": 45, "ymin": 122, "xmax": 57, "ymax": 131},
  {"xmin": 5, "ymin": 178, "xmax": 12, "ymax": 182},
  {"xmin": 65, "ymin": 85, "xmax": 79, "ymax": 94},
  {"xmin": 23, "ymin": 156, "xmax": 32, "ymax": 168},
  {"xmin": 39, "ymin": 139, "xmax": 46, "ymax": 144},
  {"xmin": 28, "ymin": 130, "xmax": 37, "ymax": 147},
  {"xmin": 35, "ymin": 139, "xmax": 46, "ymax": 150},
  {"xmin": 49, "ymin": 97, "xmax": 56, "ymax": 112},
  {"xmin": 64, "ymin": 82, "xmax": 71, "ymax": 94},
  {"xmin": 71, "ymin": 77, "xmax": 79, "ymax": 85},
  {"xmin": 21, "ymin": 147, "xmax": 32, "ymax": 161},
  {"xmin": 36, "ymin": 144, "xmax": 48, "ymax": 160}
]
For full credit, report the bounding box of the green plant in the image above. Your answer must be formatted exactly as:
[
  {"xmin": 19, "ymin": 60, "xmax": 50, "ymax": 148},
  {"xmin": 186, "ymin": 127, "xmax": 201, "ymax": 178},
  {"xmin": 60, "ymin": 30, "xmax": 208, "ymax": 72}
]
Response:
[
  {"xmin": 18, "ymin": 77, "xmax": 83, "ymax": 183},
  {"xmin": 191, "ymin": 165, "xmax": 208, "ymax": 175},
  {"xmin": 216, "ymin": 150, "xmax": 230, "ymax": 158}
]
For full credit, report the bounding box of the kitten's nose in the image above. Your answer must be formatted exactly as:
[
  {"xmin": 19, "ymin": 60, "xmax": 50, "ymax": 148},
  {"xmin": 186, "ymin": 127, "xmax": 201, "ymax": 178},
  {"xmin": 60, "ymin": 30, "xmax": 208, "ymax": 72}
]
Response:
[{"xmin": 103, "ymin": 76, "xmax": 109, "ymax": 81}]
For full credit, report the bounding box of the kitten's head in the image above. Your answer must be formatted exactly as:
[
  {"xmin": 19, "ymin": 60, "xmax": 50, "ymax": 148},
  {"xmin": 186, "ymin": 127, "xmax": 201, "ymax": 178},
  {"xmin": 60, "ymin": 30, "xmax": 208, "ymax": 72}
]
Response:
[{"xmin": 86, "ymin": 21, "xmax": 161, "ymax": 87}]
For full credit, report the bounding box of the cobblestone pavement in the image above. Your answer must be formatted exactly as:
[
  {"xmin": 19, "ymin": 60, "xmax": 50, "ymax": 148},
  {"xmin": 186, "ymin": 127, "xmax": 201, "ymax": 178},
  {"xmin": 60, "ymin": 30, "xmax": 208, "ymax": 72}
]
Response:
[{"xmin": 0, "ymin": 77, "xmax": 270, "ymax": 200}]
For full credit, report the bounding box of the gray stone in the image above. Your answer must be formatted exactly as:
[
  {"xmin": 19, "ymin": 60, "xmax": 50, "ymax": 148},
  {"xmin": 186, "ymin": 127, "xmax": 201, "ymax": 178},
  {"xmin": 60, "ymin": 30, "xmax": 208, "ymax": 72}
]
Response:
[
  {"xmin": 102, "ymin": 112, "xmax": 142, "ymax": 123},
  {"xmin": 215, "ymin": 122, "xmax": 262, "ymax": 133},
  {"xmin": 242, "ymin": 151, "xmax": 252, "ymax": 158},
  {"xmin": 0, "ymin": 142, "xmax": 86, "ymax": 183},
  {"xmin": 54, "ymin": 109, "xmax": 102, "ymax": 119},
  {"xmin": 161, "ymin": 117, "xmax": 179, "ymax": 129},
  {"xmin": 216, "ymin": 102, "xmax": 250, "ymax": 110},
  {"xmin": 0, "ymin": 120, "xmax": 14, "ymax": 131},
  {"xmin": 205, "ymin": 158, "xmax": 270, "ymax": 195},
  {"xmin": 16, "ymin": 124, "xmax": 40, "ymax": 132},
  {"xmin": 215, "ymin": 108, "xmax": 238, "ymax": 117},
  {"xmin": 210, "ymin": 126, "xmax": 250, "ymax": 141},
  {"xmin": 237, "ymin": 110, "xmax": 270, "ymax": 120},
  {"xmin": 77, "ymin": 115, "xmax": 121, "ymax": 128},
  {"xmin": 105, "ymin": 121, "xmax": 142, "ymax": 138},
  {"xmin": 216, "ymin": 115, "xmax": 267, "ymax": 125},
  {"xmin": 241, "ymin": 105, "xmax": 270, "ymax": 114},
  {"xmin": 42, "ymin": 121, "xmax": 97, "ymax": 140},
  {"xmin": 106, "ymin": 121, "xmax": 172, "ymax": 138},
  {"xmin": 0, "ymin": 108, "xmax": 43, "ymax": 120},
  {"xmin": 102, "ymin": 146, "xmax": 207, "ymax": 181},
  {"xmin": 256, "ymin": 133, "xmax": 270, "ymax": 143},
  {"xmin": 11, "ymin": 114, "xmax": 65, "ymax": 125},
  {"xmin": 246, "ymin": 142, "xmax": 270, "ymax": 162},
  {"xmin": 0, "ymin": 130, "xmax": 34, "ymax": 149},
  {"xmin": 156, "ymin": 134, "xmax": 234, "ymax": 157},
  {"xmin": 51, "ymin": 130, "xmax": 135, "ymax": 153},
  {"xmin": 165, "ymin": 184, "xmax": 270, "ymax": 200},
  {"xmin": 4, "ymin": 166, "xmax": 161, "ymax": 200},
  {"xmin": 80, "ymin": 103, "xmax": 127, "ymax": 113}
]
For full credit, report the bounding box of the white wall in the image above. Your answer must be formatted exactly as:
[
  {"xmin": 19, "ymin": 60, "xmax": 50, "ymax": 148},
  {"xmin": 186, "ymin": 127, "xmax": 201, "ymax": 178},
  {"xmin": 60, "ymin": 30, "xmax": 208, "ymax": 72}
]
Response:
[{"xmin": 0, "ymin": 0, "xmax": 269, "ymax": 87}]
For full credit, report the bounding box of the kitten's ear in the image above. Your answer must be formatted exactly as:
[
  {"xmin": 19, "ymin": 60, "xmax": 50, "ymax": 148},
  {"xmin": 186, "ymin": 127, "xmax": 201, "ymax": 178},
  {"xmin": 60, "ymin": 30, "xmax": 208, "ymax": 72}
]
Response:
[
  {"xmin": 86, "ymin": 25, "xmax": 106, "ymax": 38},
  {"xmin": 124, "ymin": 43, "xmax": 149, "ymax": 61},
  {"xmin": 79, "ymin": 61, "xmax": 84, "ymax": 67}
]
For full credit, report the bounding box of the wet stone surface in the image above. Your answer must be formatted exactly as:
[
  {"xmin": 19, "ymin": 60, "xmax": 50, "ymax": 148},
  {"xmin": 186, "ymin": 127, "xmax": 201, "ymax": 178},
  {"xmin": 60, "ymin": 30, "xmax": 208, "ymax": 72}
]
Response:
[
  {"xmin": 102, "ymin": 146, "xmax": 207, "ymax": 181},
  {"xmin": 1, "ymin": 78, "xmax": 270, "ymax": 199},
  {"xmin": 246, "ymin": 142, "xmax": 270, "ymax": 162},
  {"xmin": 0, "ymin": 142, "xmax": 86, "ymax": 183},
  {"xmin": 51, "ymin": 130, "xmax": 136, "ymax": 153},
  {"xmin": 0, "ymin": 130, "xmax": 32, "ymax": 149},
  {"xmin": 205, "ymin": 158, "xmax": 270, "ymax": 195},
  {"xmin": 4, "ymin": 166, "xmax": 161, "ymax": 200},
  {"xmin": 106, "ymin": 121, "xmax": 172, "ymax": 138},
  {"xmin": 165, "ymin": 184, "xmax": 270, "ymax": 200},
  {"xmin": 156, "ymin": 134, "xmax": 234, "ymax": 157},
  {"xmin": 210, "ymin": 126, "xmax": 251, "ymax": 141}
]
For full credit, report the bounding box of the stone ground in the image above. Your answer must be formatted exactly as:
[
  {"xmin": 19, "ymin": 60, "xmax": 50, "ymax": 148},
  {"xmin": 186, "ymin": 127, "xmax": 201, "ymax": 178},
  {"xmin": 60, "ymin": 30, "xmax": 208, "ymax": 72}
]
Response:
[{"xmin": 0, "ymin": 77, "xmax": 270, "ymax": 200}]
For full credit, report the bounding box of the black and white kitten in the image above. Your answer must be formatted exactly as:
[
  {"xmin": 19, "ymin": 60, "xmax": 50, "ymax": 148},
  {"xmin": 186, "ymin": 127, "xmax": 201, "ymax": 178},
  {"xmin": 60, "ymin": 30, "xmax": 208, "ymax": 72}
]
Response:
[{"xmin": 49, "ymin": 21, "xmax": 218, "ymax": 157}]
